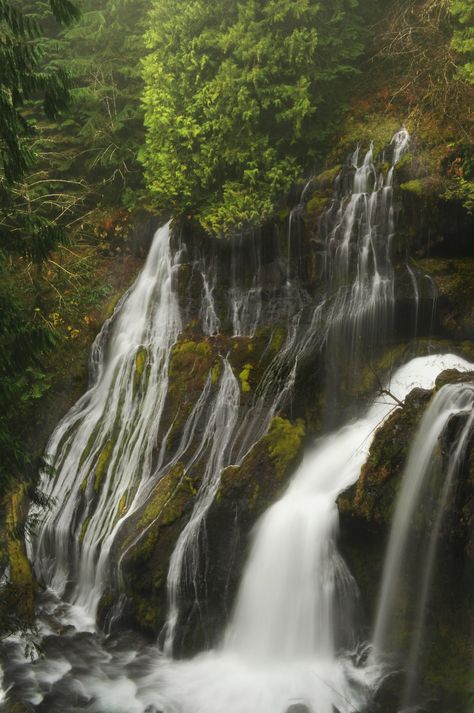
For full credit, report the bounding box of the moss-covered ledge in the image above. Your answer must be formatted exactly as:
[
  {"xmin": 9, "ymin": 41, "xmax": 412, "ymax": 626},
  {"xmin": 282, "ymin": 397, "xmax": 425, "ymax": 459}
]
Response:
[
  {"xmin": 101, "ymin": 413, "xmax": 306, "ymax": 653},
  {"xmin": 338, "ymin": 387, "xmax": 432, "ymax": 527}
]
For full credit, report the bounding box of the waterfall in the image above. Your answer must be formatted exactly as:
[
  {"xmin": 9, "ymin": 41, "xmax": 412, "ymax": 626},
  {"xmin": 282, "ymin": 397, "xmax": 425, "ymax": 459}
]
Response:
[
  {"xmin": 372, "ymin": 377, "xmax": 474, "ymax": 704},
  {"xmin": 320, "ymin": 129, "xmax": 410, "ymax": 371},
  {"xmin": 31, "ymin": 222, "xmax": 182, "ymax": 620},
  {"xmin": 406, "ymin": 264, "xmax": 419, "ymax": 335},
  {"xmin": 163, "ymin": 359, "xmax": 241, "ymax": 653},
  {"xmin": 200, "ymin": 270, "xmax": 220, "ymax": 336},
  {"xmin": 151, "ymin": 354, "xmax": 472, "ymax": 713},
  {"xmin": 0, "ymin": 665, "xmax": 5, "ymax": 705},
  {"xmin": 29, "ymin": 128, "xmax": 414, "ymax": 646},
  {"xmin": 4, "ymin": 127, "xmax": 462, "ymax": 713}
]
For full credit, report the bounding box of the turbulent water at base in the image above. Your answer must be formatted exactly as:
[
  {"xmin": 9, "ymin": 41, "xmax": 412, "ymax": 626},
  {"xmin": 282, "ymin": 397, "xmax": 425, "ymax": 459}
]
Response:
[
  {"xmin": 372, "ymin": 377, "xmax": 474, "ymax": 707},
  {"xmin": 4, "ymin": 129, "xmax": 467, "ymax": 713}
]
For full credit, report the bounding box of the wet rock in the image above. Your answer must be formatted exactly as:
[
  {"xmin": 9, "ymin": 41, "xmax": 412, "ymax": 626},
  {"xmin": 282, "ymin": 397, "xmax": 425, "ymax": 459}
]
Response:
[{"xmin": 286, "ymin": 704, "xmax": 312, "ymax": 713}]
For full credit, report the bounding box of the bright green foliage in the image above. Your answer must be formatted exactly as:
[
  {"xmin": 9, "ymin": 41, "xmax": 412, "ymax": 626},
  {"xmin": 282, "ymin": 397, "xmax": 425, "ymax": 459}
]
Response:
[
  {"xmin": 444, "ymin": 145, "xmax": 474, "ymax": 213},
  {"xmin": 142, "ymin": 0, "xmax": 363, "ymax": 234},
  {"xmin": 450, "ymin": 0, "xmax": 474, "ymax": 83}
]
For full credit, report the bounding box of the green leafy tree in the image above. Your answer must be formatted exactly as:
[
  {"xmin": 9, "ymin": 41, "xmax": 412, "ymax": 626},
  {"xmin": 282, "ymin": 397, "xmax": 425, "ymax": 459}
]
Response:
[{"xmin": 142, "ymin": 0, "xmax": 363, "ymax": 234}]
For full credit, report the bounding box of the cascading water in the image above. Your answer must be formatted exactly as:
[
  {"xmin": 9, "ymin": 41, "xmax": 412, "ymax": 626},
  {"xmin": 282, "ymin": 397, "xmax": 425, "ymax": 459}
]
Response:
[
  {"xmin": 0, "ymin": 667, "xmax": 5, "ymax": 706},
  {"xmin": 3, "ymin": 128, "xmax": 465, "ymax": 713},
  {"xmin": 320, "ymin": 128, "xmax": 410, "ymax": 380},
  {"xmin": 163, "ymin": 359, "xmax": 241, "ymax": 653},
  {"xmin": 31, "ymin": 222, "xmax": 182, "ymax": 620},
  {"xmin": 32, "ymin": 129, "xmax": 411, "ymax": 627},
  {"xmin": 372, "ymin": 377, "xmax": 474, "ymax": 707},
  {"xmin": 148, "ymin": 355, "xmax": 472, "ymax": 713}
]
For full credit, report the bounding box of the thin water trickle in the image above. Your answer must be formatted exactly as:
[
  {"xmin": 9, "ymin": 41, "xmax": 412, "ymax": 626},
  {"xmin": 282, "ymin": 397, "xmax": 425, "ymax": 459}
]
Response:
[
  {"xmin": 406, "ymin": 264, "xmax": 420, "ymax": 335},
  {"xmin": 163, "ymin": 359, "xmax": 241, "ymax": 654}
]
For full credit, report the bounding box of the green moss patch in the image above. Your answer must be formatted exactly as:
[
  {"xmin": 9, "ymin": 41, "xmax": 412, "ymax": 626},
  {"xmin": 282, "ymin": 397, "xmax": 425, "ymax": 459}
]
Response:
[
  {"xmin": 94, "ymin": 439, "xmax": 114, "ymax": 493},
  {"xmin": 4, "ymin": 484, "xmax": 35, "ymax": 621},
  {"xmin": 134, "ymin": 346, "xmax": 148, "ymax": 389},
  {"xmin": 400, "ymin": 179, "xmax": 424, "ymax": 196},
  {"xmin": 79, "ymin": 516, "xmax": 91, "ymax": 543},
  {"xmin": 267, "ymin": 416, "xmax": 306, "ymax": 477},
  {"xmin": 238, "ymin": 363, "xmax": 253, "ymax": 392}
]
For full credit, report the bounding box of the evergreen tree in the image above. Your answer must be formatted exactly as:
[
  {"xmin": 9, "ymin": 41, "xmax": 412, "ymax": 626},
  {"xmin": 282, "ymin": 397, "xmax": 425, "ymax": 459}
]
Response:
[
  {"xmin": 0, "ymin": 0, "xmax": 78, "ymax": 496},
  {"xmin": 34, "ymin": 0, "xmax": 148, "ymax": 214},
  {"xmin": 0, "ymin": 0, "xmax": 79, "ymax": 259}
]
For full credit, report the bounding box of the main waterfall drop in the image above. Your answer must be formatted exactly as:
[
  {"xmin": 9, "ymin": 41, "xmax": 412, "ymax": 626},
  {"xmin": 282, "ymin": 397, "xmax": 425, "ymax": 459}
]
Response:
[{"xmin": 151, "ymin": 355, "xmax": 472, "ymax": 713}]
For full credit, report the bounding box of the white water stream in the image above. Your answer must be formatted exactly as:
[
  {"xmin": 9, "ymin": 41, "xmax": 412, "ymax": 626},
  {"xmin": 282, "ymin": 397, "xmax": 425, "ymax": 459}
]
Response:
[{"xmin": 31, "ymin": 222, "xmax": 182, "ymax": 620}]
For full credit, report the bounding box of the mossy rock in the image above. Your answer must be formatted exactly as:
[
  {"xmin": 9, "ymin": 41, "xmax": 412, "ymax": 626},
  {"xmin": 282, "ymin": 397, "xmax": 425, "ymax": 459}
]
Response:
[
  {"xmin": 338, "ymin": 387, "xmax": 432, "ymax": 525},
  {"xmin": 94, "ymin": 439, "xmax": 114, "ymax": 493},
  {"xmin": 78, "ymin": 516, "xmax": 91, "ymax": 543},
  {"xmin": 399, "ymin": 176, "xmax": 444, "ymax": 198},
  {"xmin": 168, "ymin": 338, "xmax": 215, "ymax": 398},
  {"xmin": 0, "ymin": 483, "xmax": 36, "ymax": 628},
  {"xmin": 329, "ymin": 114, "xmax": 402, "ymax": 162},
  {"xmin": 339, "ymin": 370, "xmax": 474, "ymax": 538},
  {"xmin": 314, "ymin": 164, "xmax": 342, "ymax": 188},
  {"xmin": 134, "ymin": 345, "xmax": 148, "ymax": 389},
  {"xmin": 217, "ymin": 415, "xmax": 305, "ymax": 514},
  {"xmin": 135, "ymin": 462, "xmax": 188, "ymax": 533},
  {"xmin": 416, "ymin": 258, "xmax": 474, "ymax": 339},
  {"xmin": 238, "ymin": 363, "xmax": 253, "ymax": 392}
]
